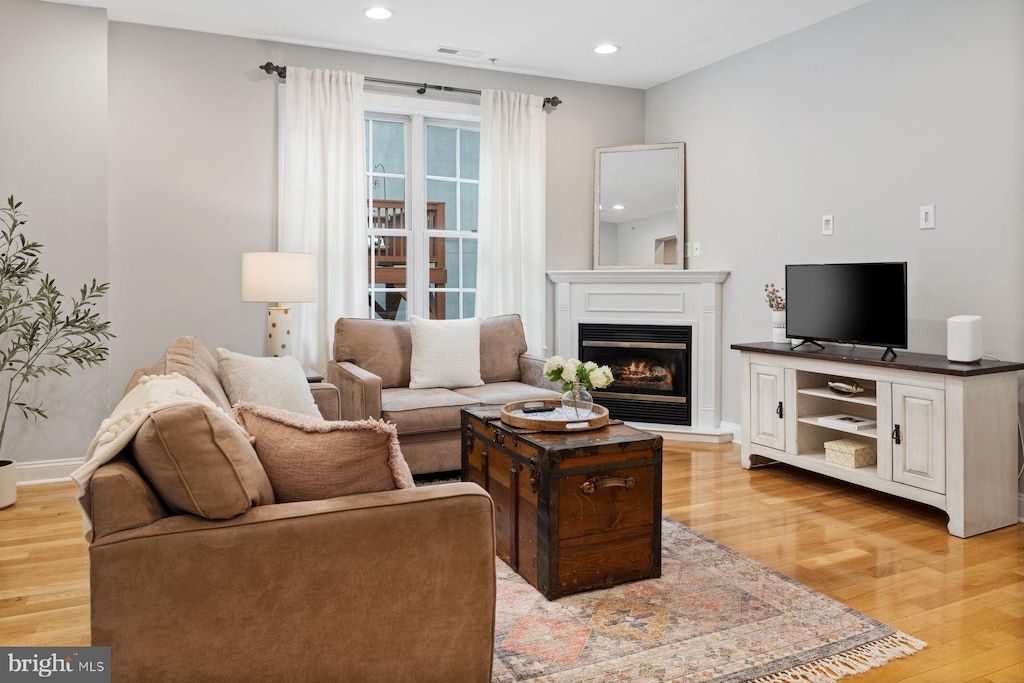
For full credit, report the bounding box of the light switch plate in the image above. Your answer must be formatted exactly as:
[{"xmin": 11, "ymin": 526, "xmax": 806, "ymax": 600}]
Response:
[
  {"xmin": 822, "ymin": 215, "xmax": 834, "ymax": 236},
  {"xmin": 920, "ymin": 205, "xmax": 935, "ymax": 229}
]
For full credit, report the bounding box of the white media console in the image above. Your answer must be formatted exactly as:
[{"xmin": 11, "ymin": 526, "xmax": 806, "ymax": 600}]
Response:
[{"xmin": 733, "ymin": 342, "xmax": 1023, "ymax": 538}]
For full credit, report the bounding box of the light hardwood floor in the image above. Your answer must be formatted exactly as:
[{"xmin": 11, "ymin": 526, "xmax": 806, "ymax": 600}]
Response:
[{"xmin": 2, "ymin": 441, "xmax": 1022, "ymax": 681}]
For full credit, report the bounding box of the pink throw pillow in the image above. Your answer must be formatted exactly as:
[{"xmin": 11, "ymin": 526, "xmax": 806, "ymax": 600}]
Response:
[{"xmin": 232, "ymin": 403, "xmax": 415, "ymax": 502}]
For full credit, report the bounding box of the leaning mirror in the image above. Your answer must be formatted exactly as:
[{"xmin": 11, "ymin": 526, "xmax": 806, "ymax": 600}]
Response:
[{"xmin": 594, "ymin": 142, "xmax": 685, "ymax": 269}]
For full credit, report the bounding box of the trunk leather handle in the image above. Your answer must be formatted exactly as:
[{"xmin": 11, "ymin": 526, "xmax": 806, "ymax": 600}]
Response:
[{"xmin": 580, "ymin": 476, "xmax": 636, "ymax": 495}]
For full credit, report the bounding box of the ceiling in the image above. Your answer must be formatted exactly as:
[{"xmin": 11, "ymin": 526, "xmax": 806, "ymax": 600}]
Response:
[{"xmin": 52, "ymin": 0, "xmax": 872, "ymax": 89}]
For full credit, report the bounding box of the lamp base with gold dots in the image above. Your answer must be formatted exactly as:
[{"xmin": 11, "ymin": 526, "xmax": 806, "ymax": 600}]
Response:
[{"xmin": 267, "ymin": 306, "xmax": 292, "ymax": 357}]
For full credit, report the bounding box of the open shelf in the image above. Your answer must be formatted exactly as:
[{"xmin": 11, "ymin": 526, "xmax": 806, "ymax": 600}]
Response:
[
  {"xmin": 797, "ymin": 386, "xmax": 877, "ymax": 406},
  {"xmin": 798, "ymin": 415, "xmax": 878, "ymax": 440},
  {"xmin": 796, "ymin": 451, "xmax": 879, "ymax": 479}
]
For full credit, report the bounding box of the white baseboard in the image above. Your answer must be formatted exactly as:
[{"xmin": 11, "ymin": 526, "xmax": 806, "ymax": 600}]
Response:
[
  {"xmin": 14, "ymin": 457, "xmax": 84, "ymax": 485},
  {"xmin": 720, "ymin": 421, "xmax": 742, "ymax": 444},
  {"xmin": 623, "ymin": 421, "xmax": 736, "ymax": 444}
]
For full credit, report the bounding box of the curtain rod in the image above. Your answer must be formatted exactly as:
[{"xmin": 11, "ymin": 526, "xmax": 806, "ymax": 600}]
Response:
[{"xmin": 258, "ymin": 62, "xmax": 562, "ymax": 110}]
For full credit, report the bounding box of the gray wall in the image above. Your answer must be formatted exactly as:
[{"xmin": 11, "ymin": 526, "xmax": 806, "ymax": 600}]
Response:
[
  {"xmin": 646, "ymin": 0, "xmax": 1024, "ymax": 491},
  {"xmin": 108, "ymin": 23, "xmax": 644, "ymax": 392},
  {"xmin": 0, "ymin": 0, "xmax": 109, "ymax": 469}
]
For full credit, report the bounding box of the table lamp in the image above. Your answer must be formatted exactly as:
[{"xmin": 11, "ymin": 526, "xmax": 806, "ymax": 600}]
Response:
[{"xmin": 242, "ymin": 252, "xmax": 316, "ymax": 357}]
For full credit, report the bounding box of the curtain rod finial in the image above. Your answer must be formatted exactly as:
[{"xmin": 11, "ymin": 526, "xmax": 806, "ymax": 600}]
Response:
[
  {"xmin": 259, "ymin": 62, "xmax": 286, "ymax": 79},
  {"xmin": 544, "ymin": 96, "xmax": 562, "ymax": 110}
]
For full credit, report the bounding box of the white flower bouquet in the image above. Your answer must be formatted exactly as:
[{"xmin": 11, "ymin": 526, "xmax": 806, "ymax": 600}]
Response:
[{"xmin": 542, "ymin": 356, "xmax": 614, "ymax": 393}]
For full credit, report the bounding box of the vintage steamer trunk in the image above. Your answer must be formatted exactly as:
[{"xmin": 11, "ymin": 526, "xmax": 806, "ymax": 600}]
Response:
[{"xmin": 461, "ymin": 406, "xmax": 663, "ymax": 599}]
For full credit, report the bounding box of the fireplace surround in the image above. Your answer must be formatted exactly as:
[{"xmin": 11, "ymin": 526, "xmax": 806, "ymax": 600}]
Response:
[{"xmin": 548, "ymin": 270, "xmax": 730, "ymax": 441}]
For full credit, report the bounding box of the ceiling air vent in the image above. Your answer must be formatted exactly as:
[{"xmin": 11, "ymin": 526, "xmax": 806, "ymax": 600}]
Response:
[{"xmin": 436, "ymin": 46, "xmax": 485, "ymax": 58}]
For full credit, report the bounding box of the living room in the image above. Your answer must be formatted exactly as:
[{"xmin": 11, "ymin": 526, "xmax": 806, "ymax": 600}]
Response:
[{"xmin": 1, "ymin": 0, "xmax": 1022, "ymax": 681}]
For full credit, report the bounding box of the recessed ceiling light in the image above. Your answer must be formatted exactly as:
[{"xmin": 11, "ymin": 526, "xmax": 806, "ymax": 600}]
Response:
[
  {"xmin": 363, "ymin": 7, "xmax": 394, "ymax": 19},
  {"xmin": 612, "ymin": 204, "xmax": 626, "ymax": 210},
  {"xmin": 594, "ymin": 44, "xmax": 619, "ymax": 55}
]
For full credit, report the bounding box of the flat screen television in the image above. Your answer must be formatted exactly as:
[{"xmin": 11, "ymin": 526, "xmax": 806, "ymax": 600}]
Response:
[{"xmin": 785, "ymin": 262, "xmax": 908, "ymax": 360}]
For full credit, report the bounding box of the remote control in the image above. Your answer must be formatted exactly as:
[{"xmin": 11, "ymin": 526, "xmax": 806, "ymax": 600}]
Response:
[{"xmin": 522, "ymin": 405, "xmax": 556, "ymax": 414}]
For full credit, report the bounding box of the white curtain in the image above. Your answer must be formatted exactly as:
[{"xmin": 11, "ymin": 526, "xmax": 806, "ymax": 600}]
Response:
[
  {"xmin": 279, "ymin": 67, "xmax": 366, "ymax": 372},
  {"xmin": 477, "ymin": 90, "xmax": 547, "ymax": 354}
]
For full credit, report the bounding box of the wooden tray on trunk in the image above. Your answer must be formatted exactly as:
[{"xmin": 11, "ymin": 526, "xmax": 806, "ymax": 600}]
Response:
[{"xmin": 500, "ymin": 399, "xmax": 609, "ymax": 432}]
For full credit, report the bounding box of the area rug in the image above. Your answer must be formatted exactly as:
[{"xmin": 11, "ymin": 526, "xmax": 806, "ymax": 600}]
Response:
[{"xmin": 492, "ymin": 518, "xmax": 925, "ymax": 683}]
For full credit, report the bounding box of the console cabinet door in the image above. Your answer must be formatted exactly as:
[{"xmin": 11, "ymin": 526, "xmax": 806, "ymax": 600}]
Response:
[
  {"xmin": 891, "ymin": 384, "xmax": 945, "ymax": 494},
  {"xmin": 750, "ymin": 363, "xmax": 786, "ymax": 450}
]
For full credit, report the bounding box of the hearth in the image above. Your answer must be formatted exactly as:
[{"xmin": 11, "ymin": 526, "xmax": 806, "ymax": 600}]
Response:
[{"xmin": 579, "ymin": 323, "xmax": 691, "ymax": 425}]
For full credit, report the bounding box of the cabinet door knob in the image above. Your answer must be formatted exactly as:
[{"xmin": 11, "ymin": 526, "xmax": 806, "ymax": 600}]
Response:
[
  {"xmin": 892, "ymin": 424, "xmax": 901, "ymax": 445},
  {"xmin": 776, "ymin": 401, "xmax": 784, "ymax": 419}
]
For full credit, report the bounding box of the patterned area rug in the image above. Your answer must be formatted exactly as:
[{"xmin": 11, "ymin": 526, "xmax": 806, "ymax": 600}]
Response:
[{"xmin": 492, "ymin": 518, "xmax": 925, "ymax": 683}]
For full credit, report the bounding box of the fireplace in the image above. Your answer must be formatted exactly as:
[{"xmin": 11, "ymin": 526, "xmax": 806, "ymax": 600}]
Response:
[{"xmin": 579, "ymin": 323, "xmax": 691, "ymax": 425}]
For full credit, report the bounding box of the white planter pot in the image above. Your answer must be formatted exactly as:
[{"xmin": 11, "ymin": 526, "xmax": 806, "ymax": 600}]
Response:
[
  {"xmin": 771, "ymin": 310, "xmax": 787, "ymax": 343},
  {"xmin": 0, "ymin": 459, "xmax": 16, "ymax": 509}
]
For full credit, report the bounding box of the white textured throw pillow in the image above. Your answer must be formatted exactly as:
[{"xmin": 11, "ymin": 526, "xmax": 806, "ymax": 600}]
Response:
[
  {"xmin": 408, "ymin": 316, "xmax": 484, "ymax": 390},
  {"xmin": 216, "ymin": 348, "xmax": 322, "ymax": 418}
]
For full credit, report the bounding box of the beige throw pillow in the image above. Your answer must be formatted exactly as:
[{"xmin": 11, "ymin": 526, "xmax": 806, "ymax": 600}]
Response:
[
  {"xmin": 232, "ymin": 403, "xmax": 415, "ymax": 503},
  {"xmin": 408, "ymin": 315, "xmax": 484, "ymax": 389},
  {"xmin": 216, "ymin": 348, "xmax": 321, "ymax": 418},
  {"xmin": 130, "ymin": 403, "xmax": 275, "ymax": 519}
]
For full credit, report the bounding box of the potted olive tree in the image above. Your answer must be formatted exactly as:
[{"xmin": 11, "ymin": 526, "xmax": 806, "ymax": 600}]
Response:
[{"xmin": 0, "ymin": 196, "xmax": 112, "ymax": 508}]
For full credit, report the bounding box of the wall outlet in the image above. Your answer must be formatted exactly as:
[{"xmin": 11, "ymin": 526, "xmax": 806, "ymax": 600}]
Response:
[
  {"xmin": 822, "ymin": 215, "xmax": 834, "ymax": 236},
  {"xmin": 693, "ymin": 241, "xmax": 702, "ymax": 257},
  {"xmin": 920, "ymin": 205, "xmax": 935, "ymax": 229}
]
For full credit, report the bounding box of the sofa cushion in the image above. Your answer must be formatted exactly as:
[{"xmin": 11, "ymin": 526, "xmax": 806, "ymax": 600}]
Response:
[
  {"xmin": 84, "ymin": 456, "xmax": 169, "ymax": 540},
  {"xmin": 479, "ymin": 314, "xmax": 528, "ymax": 383},
  {"xmin": 334, "ymin": 318, "xmax": 412, "ymax": 389},
  {"xmin": 130, "ymin": 403, "xmax": 275, "ymax": 519},
  {"xmin": 166, "ymin": 336, "xmax": 233, "ymax": 411},
  {"xmin": 216, "ymin": 348, "xmax": 321, "ymax": 418},
  {"xmin": 409, "ymin": 316, "xmax": 484, "ymax": 390},
  {"xmin": 232, "ymin": 403, "xmax": 415, "ymax": 502},
  {"xmin": 381, "ymin": 387, "xmax": 480, "ymax": 435},
  {"xmin": 452, "ymin": 381, "xmax": 561, "ymax": 406}
]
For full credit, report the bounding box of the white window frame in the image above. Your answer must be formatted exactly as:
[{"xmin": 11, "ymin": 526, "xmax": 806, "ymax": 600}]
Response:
[{"xmin": 365, "ymin": 92, "xmax": 481, "ymax": 320}]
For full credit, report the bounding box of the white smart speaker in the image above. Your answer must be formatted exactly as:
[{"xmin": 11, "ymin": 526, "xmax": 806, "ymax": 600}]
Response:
[{"xmin": 946, "ymin": 315, "xmax": 983, "ymax": 363}]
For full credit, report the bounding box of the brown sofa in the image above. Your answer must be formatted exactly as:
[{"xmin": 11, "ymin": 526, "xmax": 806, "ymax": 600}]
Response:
[
  {"xmin": 85, "ymin": 337, "xmax": 497, "ymax": 682},
  {"xmin": 327, "ymin": 314, "xmax": 562, "ymax": 474}
]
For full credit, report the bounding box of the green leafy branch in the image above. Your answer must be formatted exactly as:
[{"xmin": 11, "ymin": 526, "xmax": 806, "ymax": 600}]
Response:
[{"xmin": 0, "ymin": 196, "xmax": 113, "ymax": 450}]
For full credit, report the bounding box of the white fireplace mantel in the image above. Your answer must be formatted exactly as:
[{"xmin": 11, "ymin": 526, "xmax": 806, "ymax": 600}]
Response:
[{"xmin": 547, "ymin": 270, "xmax": 731, "ymax": 442}]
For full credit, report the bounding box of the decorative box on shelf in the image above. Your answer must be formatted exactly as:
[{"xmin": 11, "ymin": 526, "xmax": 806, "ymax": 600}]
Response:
[{"xmin": 824, "ymin": 438, "xmax": 877, "ymax": 468}]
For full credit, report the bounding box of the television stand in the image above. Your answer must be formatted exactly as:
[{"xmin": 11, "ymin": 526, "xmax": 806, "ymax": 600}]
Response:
[
  {"xmin": 881, "ymin": 346, "xmax": 898, "ymax": 361},
  {"xmin": 732, "ymin": 341, "xmax": 1024, "ymax": 538},
  {"xmin": 791, "ymin": 339, "xmax": 824, "ymax": 351}
]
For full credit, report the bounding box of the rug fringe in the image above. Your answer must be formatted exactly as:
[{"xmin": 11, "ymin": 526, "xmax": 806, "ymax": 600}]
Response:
[{"xmin": 750, "ymin": 631, "xmax": 927, "ymax": 683}]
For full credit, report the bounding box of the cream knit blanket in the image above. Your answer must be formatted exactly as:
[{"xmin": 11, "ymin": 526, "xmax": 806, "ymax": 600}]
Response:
[{"xmin": 71, "ymin": 373, "xmax": 242, "ymax": 540}]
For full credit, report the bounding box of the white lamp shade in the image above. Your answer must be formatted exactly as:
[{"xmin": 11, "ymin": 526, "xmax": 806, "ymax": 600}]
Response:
[{"xmin": 242, "ymin": 252, "xmax": 316, "ymax": 304}]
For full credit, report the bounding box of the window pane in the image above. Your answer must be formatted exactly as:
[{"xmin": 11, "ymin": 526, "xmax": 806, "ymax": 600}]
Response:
[
  {"xmin": 426, "ymin": 125, "xmax": 457, "ymax": 178},
  {"xmin": 371, "ymin": 176, "xmax": 404, "ymax": 204},
  {"xmin": 371, "ymin": 120, "xmax": 404, "ymax": 175},
  {"xmin": 460, "ymin": 183, "xmax": 478, "ymax": 232},
  {"xmin": 370, "ymin": 289, "xmax": 408, "ymax": 321},
  {"xmin": 371, "ymin": 194, "xmax": 409, "ymax": 231},
  {"xmin": 369, "ymin": 235, "xmax": 408, "ymax": 286},
  {"xmin": 462, "ymin": 292, "xmax": 475, "ymax": 318},
  {"xmin": 462, "ymin": 240, "xmax": 477, "ymax": 289},
  {"xmin": 428, "ymin": 237, "xmax": 459, "ymax": 288},
  {"xmin": 426, "ymin": 179, "xmax": 456, "ymax": 229},
  {"xmin": 460, "ymin": 129, "xmax": 480, "ymax": 180}
]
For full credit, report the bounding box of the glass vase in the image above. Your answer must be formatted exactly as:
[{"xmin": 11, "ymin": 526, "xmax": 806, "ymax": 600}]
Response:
[{"xmin": 561, "ymin": 381, "xmax": 594, "ymax": 419}]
